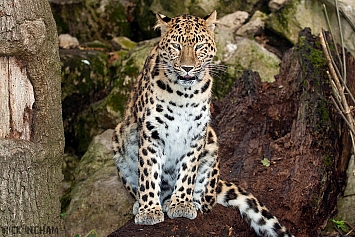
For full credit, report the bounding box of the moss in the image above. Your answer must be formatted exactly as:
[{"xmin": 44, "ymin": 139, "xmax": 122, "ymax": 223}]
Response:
[
  {"xmin": 212, "ymin": 64, "xmax": 237, "ymax": 100},
  {"xmin": 106, "ymin": 97, "xmax": 125, "ymax": 116},
  {"xmin": 316, "ymin": 99, "xmax": 331, "ymax": 130},
  {"xmin": 122, "ymin": 58, "xmax": 140, "ymax": 76},
  {"xmin": 297, "ymin": 34, "xmax": 327, "ymax": 75},
  {"xmin": 51, "ymin": 0, "xmax": 132, "ymax": 43},
  {"xmin": 218, "ymin": 0, "xmax": 253, "ymax": 14},
  {"xmin": 105, "ymin": 0, "xmax": 132, "ymax": 38},
  {"xmin": 106, "ymin": 85, "xmax": 130, "ymax": 116},
  {"xmin": 61, "ymin": 50, "xmax": 109, "ymax": 100},
  {"xmin": 83, "ymin": 40, "xmax": 112, "ymax": 50},
  {"xmin": 308, "ymin": 48, "xmax": 326, "ymax": 69},
  {"xmin": 113, "ymin": 37, "xmax": 137, "ymax": 50},
  {"xmin": 297, "ymin": 35, "xmax": 329, "ymax": 132},
  {"xmin": 323, "ymin": 153, "xmax": 333, "ymax": 168},
  {"xmin": 266, "ymin": 0, "xmax": 300, "ymax": 44}
]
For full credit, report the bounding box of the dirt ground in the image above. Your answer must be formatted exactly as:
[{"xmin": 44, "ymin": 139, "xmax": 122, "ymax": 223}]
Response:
[{"xmin": 109, "ymin": 30, "xmax": 352, "ymax": 237}]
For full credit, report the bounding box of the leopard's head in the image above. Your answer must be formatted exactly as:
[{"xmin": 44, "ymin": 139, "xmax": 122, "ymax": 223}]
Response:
[{"xmin": 155, "ymin": 11, "xmax": 217, "ymax": 87}]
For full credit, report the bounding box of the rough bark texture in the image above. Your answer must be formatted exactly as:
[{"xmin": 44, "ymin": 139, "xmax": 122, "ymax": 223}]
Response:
[
  {"xmin": 109, "ymin": 29, "xmax": 352, "ymax": 237},
  {"xmin": 0, "ymin": 0, "xmax": 64, "ymax": 235}
]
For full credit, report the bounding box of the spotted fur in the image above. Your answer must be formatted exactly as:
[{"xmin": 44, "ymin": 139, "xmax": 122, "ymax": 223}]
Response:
[{"xmin": 112, "ymin": 11, "xmax": 294, "ymax": 237}]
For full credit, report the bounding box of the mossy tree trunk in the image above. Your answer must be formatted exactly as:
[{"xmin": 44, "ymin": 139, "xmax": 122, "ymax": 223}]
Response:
[{"xmin": 0, "ymin": 0, "xmax": 64, "ymax": 235}]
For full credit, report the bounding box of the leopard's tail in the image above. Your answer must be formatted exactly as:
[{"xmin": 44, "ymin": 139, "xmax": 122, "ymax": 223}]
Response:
[{"xmin": 216, "ymin": 180, "xmax": 294, "ymax": 237}]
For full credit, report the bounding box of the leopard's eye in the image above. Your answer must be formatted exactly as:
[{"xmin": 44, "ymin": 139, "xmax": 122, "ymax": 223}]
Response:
[
  {"xmin": 195, "ymin": 43, "xmax": 204, "ymax": 50},
  {"xmin": 172, "ymin": 43, "xmax": 181, "ymax": 50}
]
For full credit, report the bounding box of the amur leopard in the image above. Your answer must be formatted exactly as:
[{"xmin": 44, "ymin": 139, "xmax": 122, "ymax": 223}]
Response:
[{"xmin": 112, "ymin": 11, "xmax": 294, "ymax": 237}]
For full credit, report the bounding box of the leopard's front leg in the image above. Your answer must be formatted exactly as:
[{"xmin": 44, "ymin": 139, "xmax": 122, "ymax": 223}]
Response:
[
  {"xmin": 134, "ymin": 129, "xmax": 164, "ymax": 225},
  {"xmin": 166, "ymin": 138, "xmax": 204, "ymax": 220}
]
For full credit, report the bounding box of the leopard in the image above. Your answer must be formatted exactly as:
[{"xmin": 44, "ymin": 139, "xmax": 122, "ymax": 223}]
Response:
[{"xmin": 112, "ymin": 11, "xmax": 294, "ymax": 237}]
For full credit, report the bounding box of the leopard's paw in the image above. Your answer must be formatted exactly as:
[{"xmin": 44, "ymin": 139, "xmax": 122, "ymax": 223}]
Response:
[
  {"xmin": 162, "ymin": 199, "xmax": 171, "ymax": 213},
  {"xmin": 135, "ymin": 207, "xmax": 164, "ymax": 225},
  {"xmin": 167, "ymin": 201, "xmax": 197, "ymax": 220},
  {"xmin": 132, "ymin": 201, "xmax": 139, "ymax": 215}
]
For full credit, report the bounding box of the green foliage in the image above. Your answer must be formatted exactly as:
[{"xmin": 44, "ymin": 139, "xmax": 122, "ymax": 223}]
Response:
[
  {"xmin": 331, "ymin": 219, "xmax": 347, "ymax": 231},
  {"xmin": 60, "ymin": 212, "xmax": 67, "ymax": 219},
  {"xmin": 261, "ymin": 158, "xmax": 271, "ymax": 167}
]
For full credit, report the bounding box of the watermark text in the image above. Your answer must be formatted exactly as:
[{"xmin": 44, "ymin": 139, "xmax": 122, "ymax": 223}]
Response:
[{"xmin": 1, "ymin": 225, "xmax": 58, "ymax": 235}]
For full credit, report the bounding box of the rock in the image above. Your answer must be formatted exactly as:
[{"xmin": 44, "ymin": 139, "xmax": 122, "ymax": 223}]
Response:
[
  {"xmin": 329, "ymin": 0, "xmax": 355, "ymax": 25},
  {"xmin": 212, "ymin": 32, "xmax": 281, "ymax": 98},
  {"xmin": 60, "ymin": 37, "xmax": 157, "ymax": 155},
  {"xmin": 213, "ymin": 10, "xmax": 280, "ymax": 98},
  {"xmin": 267, "ymin": 0, "xmax": 355, "ymax": 57},
  {"xmin": 216, "ymin": 11, "xmax": 249, "ymax": 32},
  {"xmin": 81, "ymin": 40, "xmax": 112, "ymax": 50},
  {"xmin": 121, "ymin": 37, "xmax": 160, "ymax": 72},
  {"xmin": 50, "ymin": 0, "xmax": 132, "ymax": 43},
  {"xmin": 268, "ymin": 0, "xmax": 289, "ymax": 12},
  {"xmin": 149, "ymin": 0, "xmax": 220, "ymax": 18},
  {"xmin": 60, "ymin": 49, "xmax": 112, "ymax": 154},
  {"xmin": 112, "ymin": 36, "xmax": 137, "ymax": 51},
  {"xmin": 59, "ymin": 34, "xmax": 79, "ymax": 49},
  {"xmin": 63, "ymin": 129, "xmax": 135, "ymax": 237},
  {"xmin": 131, "ymin": 0, "xmax": 264, "ymax": 42},
  {"xmin": 224, "ymin": 37, "xmax": 280, "ymax": 83},
  {"xmin": 236, "ymin": 10, "xmax": 268, "ymax": 37}
]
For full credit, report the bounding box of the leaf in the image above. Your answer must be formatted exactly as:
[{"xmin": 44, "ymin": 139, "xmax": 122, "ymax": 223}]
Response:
[
  {"xmin": 331, "ymin": 219, "xmax": 346, "ymax": 231},
  {"xmin": 261, "ymin": 158, "xmax": 270, "ymax": 167}
]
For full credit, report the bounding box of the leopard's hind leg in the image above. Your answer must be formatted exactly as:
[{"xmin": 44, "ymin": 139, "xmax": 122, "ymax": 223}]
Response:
[
  {"xmin": 112, "ymin": 122, "xmax": 139, "ymax": 201},
  {"xmin": 192, "ymin": 126, "xmax": 220, "ymax": 213}
]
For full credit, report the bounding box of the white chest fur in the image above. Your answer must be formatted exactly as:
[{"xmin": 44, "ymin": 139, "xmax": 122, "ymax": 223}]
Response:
[{"xmin": 145, "ymin": 79, "xmax": 212, "ymax": 166}]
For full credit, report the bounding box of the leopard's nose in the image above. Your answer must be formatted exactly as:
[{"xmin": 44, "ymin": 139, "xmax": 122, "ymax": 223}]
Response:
[{"xmin": 182, "ymin": 66, "xmax": 193, "ymax": 72}]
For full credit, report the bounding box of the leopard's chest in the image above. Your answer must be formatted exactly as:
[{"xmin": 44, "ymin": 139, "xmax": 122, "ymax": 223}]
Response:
[
  {"xmin": 158, "ymin": 102, "xmax": 209, "ymax": 156},
  {"xmin": 138, "ymin": 80, "xmax": 211, "ymax": 165}
]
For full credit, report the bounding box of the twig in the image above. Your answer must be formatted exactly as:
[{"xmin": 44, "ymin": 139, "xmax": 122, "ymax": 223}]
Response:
[
  {"xmin": 320, "ymin": 31, "xmax": 355, "ymax": 156},
  {"xmin": 323, "ymin": 4, "xmax": 343, "ymax": 73},
  {"xmin": 320, "ymin": 32, "xmax": 351, "ymax": 115},
  {"xmin": 335, "ymin": 0, "xmax": 347, "ymax": 83},
  {"xmin": 321, "ymin": 28, "xmax": 355, "ymax": 107},
  {"xmin": 330, "ymin": 96, "xmax": 355, "ymax": 137},
  {"xmin": 323, "ymin": 37, "xmax": 355, "ymax": 105}
]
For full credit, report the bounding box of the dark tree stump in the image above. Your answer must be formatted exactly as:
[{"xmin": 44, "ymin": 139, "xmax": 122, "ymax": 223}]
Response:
[{"xmin": 109, "ymin": 29, "xmax": 353, "ymax": 237}]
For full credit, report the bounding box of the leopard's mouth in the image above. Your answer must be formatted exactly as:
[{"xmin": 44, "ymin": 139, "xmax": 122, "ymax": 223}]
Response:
[
  {"xmin": 177, "ymin": 76, "xmax": 197, "ymax": 86},
  {"xmin": 178, "ymin": 75, "xmax": 196, "ymax": 81}
]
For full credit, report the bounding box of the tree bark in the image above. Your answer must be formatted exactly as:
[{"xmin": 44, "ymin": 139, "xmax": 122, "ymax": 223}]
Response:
[{"xmin": 0, "ymin": 0, "xmax": 64, "ymax": 236}]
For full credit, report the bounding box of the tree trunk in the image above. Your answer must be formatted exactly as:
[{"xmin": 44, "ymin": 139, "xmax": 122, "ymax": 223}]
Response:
[{"xmin": 0, "ymin": 0, "xmax": 64, "ymax": 236}]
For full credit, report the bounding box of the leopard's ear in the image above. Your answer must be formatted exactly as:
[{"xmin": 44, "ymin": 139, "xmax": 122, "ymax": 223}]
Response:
[
  {"xmin": 154, "ymin": 13, "xmax": 171, "ymax": 35},
  {"xmin": 204, "ymin": 10, "xmax": 217, "ymax": 32}
]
